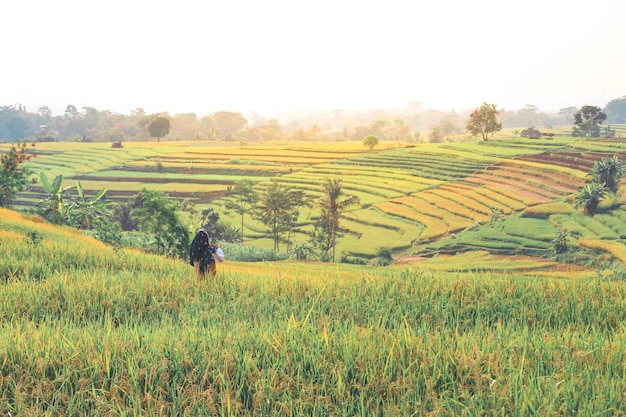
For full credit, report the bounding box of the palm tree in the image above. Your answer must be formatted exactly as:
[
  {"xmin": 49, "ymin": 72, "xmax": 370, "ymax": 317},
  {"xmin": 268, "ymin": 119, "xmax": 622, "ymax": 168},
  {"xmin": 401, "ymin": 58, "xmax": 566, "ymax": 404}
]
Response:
[
  {"xmin": 224, "ymin": 180, "xmax": 258, "ymax": 245},
  {"xmin": 254, "ymin": 181, "xmax": 295, "ymax": 254},
  {"xmin": 314, "ymin": 178, "xmax": 360, "ymax": 262},
  {"xmin": 574, "ymin": 182, "xmax": 608, "ymax": 215}
]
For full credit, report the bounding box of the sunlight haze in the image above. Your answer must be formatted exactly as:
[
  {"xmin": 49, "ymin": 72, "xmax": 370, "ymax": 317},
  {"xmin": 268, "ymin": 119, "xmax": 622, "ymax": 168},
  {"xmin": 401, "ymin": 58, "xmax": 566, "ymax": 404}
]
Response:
[{"xmin": 3, "ymin": 0, "xmax": 625, "ymax": 116}]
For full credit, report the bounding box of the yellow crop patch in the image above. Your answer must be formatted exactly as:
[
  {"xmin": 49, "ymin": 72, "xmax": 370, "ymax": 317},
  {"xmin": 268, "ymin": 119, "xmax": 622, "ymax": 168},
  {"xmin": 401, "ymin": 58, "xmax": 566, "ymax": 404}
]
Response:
[
  {"xmin": 523, "ymin": 201, "xmax": 575, "ymax": 218},
  {"xmin": 578, "ymin": 240, "xmax": 626, "ymax": 264}
]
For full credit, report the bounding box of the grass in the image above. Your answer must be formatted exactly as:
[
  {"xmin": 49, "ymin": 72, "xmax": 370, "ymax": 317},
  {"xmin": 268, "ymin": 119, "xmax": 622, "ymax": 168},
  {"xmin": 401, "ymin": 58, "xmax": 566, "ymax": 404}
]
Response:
[{"xmin": 3, "ymin": 207, "xmax": 625, "ymax": 415}]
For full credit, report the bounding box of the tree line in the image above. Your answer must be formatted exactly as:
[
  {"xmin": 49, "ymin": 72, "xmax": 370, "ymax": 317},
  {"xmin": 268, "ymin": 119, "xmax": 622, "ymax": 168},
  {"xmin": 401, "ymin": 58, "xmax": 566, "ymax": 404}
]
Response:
[{"xmin": 2, "ymin": 97, "xmax": 625, "ymax": 143}]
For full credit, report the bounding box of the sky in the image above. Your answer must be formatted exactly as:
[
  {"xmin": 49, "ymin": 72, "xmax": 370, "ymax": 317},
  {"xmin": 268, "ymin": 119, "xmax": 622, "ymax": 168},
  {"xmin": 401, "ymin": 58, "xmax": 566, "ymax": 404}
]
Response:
[{"xmin": 2, "ymin": 0, "xmax": 625, "ymax": 117}]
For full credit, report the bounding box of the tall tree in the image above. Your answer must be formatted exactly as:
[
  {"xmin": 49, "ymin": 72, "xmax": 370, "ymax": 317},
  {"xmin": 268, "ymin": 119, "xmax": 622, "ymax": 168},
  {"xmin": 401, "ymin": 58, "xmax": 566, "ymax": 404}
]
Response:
[
  {"xmin": 64, "ymin": 104, "xmax": 78, "ymax": 118},
  {"xmin": 212, "ymin": 111, "xmax": 247, "ymax": 139},
  {"xmin": 572, "ymin": 105, "xmax": 607, "ymax": 138},
  {"xmin": 7, "ymin": 117, "xmax": 28, "ymax": 141},
  {"xmin": 313, "ymin": 178, "xmax": 360, "ymax": 262},
  {"xmin": 224, "ymin": 179, "xmax": 258, "ymax": 245},
  {"xmin": 131, "ymin": 188, "xmax": 189, "ymax": 258},
  {"xmin": 603, "ymin": 96, "xmax": 626, "ymax": 124},
  {"xmin": 466, "ymin": 102, "xmax": 502, "ymax": 141},
  {"xmin": 37, "ymin": 106, "xmax": 52, "ymax": 121},
  {"xmin": 285, "ymin": 189, "xmax": 308, "ymax": 252},
  {"xmin": 362, "ymin": 134, "xmax": 379, "ymax": 150},
  {"xmin": 0, "ymin": 141, "xmax": 34, "ymax": 207},
  {"xmin": 148, "ymin": 116, "xmax": 171, "ymax": 142},
  {"xmin": 254, "ymin": 181, "xmax": 297, "ymax": 254}
]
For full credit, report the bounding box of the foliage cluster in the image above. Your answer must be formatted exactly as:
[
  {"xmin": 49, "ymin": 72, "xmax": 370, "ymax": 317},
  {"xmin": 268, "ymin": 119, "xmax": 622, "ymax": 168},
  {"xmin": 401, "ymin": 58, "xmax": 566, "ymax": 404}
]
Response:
[
  {"xmin": 571, "ymin": 105, "xmax": 607, "ymax": 138},
  {"xmin": 0, "ymin": 141, "xmax": 34, "ymax": 207}
]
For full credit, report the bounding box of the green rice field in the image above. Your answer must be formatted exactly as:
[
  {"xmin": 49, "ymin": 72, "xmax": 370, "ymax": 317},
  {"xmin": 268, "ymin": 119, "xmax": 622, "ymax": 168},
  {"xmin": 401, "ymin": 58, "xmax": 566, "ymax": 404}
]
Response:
[{"xmin": 4, "ymin": 133, "xmax": 626, "ymax": 270}]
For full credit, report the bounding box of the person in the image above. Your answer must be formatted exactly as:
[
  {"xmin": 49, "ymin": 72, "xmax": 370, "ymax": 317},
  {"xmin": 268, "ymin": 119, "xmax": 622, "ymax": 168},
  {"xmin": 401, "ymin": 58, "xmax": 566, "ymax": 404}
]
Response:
[
  {"xmin": 208, "ymin": 237, "xmax": 225, "ymax": 277},
  {"xmin": 189, "ymin": 229, "xmax": 224, "ymax": 280}
]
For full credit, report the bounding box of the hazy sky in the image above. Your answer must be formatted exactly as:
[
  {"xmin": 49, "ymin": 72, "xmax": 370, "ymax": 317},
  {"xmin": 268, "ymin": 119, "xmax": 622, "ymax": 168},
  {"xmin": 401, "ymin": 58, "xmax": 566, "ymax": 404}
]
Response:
[{"xmin": 3, "ymin": 0, "xmax": 625, "ymax": 116}]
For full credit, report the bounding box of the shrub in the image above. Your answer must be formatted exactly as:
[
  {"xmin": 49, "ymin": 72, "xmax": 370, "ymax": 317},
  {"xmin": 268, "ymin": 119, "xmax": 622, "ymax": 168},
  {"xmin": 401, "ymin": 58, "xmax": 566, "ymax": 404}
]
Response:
[
  {"xmin": 520, "ymin": 127, "xmax": 542, "ymax": 139},
  {"xmin": 376, "ymin": 246, "xmax": 394, "ymax": 266}
]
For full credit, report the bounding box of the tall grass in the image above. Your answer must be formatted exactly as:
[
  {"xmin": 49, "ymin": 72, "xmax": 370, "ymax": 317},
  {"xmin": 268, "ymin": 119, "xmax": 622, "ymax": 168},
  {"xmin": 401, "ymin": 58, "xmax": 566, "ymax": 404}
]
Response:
[{"xmin": 2, "ymin": 208, "xmax": 626, "ymax": 415}]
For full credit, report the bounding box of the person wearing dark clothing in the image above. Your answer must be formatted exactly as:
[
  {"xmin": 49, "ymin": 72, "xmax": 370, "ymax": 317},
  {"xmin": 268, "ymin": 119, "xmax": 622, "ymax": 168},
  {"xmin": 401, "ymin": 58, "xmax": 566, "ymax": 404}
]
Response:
[{"xmin": 189, "ymin": 228, "xmax": 225, "ymax": 279}]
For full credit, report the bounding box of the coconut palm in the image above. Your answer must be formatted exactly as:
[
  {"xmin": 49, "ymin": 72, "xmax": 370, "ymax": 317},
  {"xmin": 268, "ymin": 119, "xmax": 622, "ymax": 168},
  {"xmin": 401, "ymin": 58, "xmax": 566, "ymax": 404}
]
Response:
[
  {"xmin": 224, "ymin": 179, "xmax": 258, "ymax": 245},
  {"xmin": 314, "ymin": 178, "xmax": 360, "ymax": 262},
  {"xmin": 254, "ymin": 181, "xmax": 296, "ymax": 254}
]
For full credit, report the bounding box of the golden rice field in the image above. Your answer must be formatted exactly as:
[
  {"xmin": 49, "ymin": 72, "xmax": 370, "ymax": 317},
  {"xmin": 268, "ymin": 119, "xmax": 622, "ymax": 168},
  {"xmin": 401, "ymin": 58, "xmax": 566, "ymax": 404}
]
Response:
[{"xmin": 3, "ymin": 207, "xmax": 626, "ymax": 416}]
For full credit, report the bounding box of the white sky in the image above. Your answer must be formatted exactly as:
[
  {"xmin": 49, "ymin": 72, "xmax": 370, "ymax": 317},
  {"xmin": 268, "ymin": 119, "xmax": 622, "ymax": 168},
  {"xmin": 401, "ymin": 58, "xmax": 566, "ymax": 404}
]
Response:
[{"xmin": 2, "ymin": 0, "xmax": 625, "ymax": 116}]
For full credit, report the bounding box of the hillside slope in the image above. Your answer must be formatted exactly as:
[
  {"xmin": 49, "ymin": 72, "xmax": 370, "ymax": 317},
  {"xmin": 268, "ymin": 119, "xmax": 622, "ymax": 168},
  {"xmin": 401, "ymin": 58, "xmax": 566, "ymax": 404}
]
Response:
[{"xmin": 5, "ymin": 134, "xmax": 626, "ymax": 272}]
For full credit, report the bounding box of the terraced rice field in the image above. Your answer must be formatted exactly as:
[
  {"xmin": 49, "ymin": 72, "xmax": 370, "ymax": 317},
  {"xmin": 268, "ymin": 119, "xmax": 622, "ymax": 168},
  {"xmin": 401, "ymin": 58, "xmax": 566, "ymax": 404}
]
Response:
[{"xmin": 7, "ymin": 135, "xmax": 626, "ymax": 267}]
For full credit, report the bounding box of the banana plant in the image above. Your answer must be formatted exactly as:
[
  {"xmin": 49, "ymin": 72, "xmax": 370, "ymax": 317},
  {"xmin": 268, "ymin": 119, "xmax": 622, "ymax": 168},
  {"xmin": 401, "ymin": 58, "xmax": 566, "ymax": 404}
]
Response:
[
  {"xmin": 66, "ymin": 181, "xmax": 110, "ymax": 229},
  {"xmin": 37, "ymin": 172, "xmax": 75, "ymax": 225}
]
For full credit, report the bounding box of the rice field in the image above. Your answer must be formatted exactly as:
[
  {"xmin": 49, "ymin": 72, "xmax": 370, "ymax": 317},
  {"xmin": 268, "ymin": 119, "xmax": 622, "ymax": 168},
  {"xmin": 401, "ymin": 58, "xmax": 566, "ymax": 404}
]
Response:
[
  {"xmin": 7, "ymin": 136, "xmax": 626, "ymax": 267},
  {"xmin": 5, "ymin": 207, "xmax": 626, "ymax": 416}
]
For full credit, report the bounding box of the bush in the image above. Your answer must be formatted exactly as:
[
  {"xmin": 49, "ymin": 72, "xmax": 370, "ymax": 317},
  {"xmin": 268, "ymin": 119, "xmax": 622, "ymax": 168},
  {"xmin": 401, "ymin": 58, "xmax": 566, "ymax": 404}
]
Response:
[
  {"xmin": 376, "ymin": 246, "xmax": 394, "ymax": 266},
  {"xmin": 520, "ymin": 127, "xmax": 542, "ymax": 139}
]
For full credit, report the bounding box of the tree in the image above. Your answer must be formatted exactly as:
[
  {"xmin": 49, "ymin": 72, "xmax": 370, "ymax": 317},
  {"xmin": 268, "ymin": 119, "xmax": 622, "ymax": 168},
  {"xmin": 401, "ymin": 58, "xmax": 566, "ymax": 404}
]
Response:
[
  {"xmin": 131, "ymin": 188, "xmax": 190, "ymax": 258},
  {"xmin": 112, "ymin": 201, "xmax": 139, "ymax": 231},
  {"xmin": 603, "ymin": 96, "xmax": 626, "ymax": 124},
  {"xmin": 362, "ymin": 134, "xmax": 379, "ymax": 150},
  {"xmin": 285, "ymin": 189, "xmax": 308, "ymax": 252},
  {"xmin": 37, "ymin": 106, "xmax": 52, "ymax": 121},
  {"xmin": 428, "ymin": 126, "xmax": 444, "ymax": 143},
  {"xmin": 254, "ymin": 181, "xmax": 297, "ymax": 254},
  {"xmin": 466, "ymin": 102, "xmax": 502, "ymax": 141},
  {"xmin": 312, "ymin": 178, "xmax": 360, "ymax": 262},
  {"xmin": 199, "ymin": 207, "xmax": 221, "ymax": 234},
  {"xmin": 64, "ymin": 104, "xmax": 78, "ymax": 118},
  {"xmin": 572, "ymin": 105, "xmax": 607, "ymax": 138},
  {"xmin": 589, "ymin": 155, "xmax": 625, "ymax": 192},
  {"xmin": 224, "ymin": 180, "xmax": 258, "ymax": 245},
  {"xmin": 0, "ymin": 141, "xmax": 34, "ymax": 207},
  {"xmin": 148, "ymin": 116, "xmax": 171, "ymax": 142},
  {"xmin": 574, "ymin": 182, "xmax": 608, "ymax": 215},
  {"xmin": 7, "ymin": 117, "xmax": 28, "ymax": 141},
  {"xmin": 212, "ymin": 111, "xmax": 247, "ymax": 139}
]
